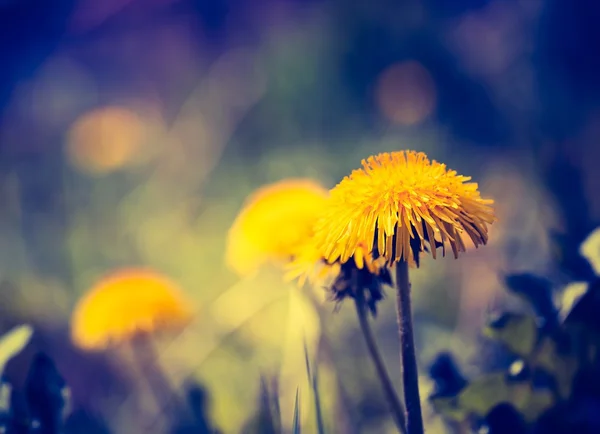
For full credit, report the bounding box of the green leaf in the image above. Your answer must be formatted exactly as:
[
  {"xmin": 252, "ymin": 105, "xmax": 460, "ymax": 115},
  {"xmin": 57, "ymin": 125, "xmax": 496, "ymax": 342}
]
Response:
[
  {"xmin": 0, "ymin": 382, "xmax": 10, "ymax": 412},
  {"xmin": 429, "ymin": 395, "xmax": 468, "ymax": 422},
  {"xmin": 533, "ymin": 337, "xmax": 579, "ymax": 399},
  {"xmin": 0, "ymin": 324, "xmax": 33, "ymax": 375},
  {"xmin": 580, "ymin": 227, "xmax": 600, "ymax": 275},
  {"xmin": 455, "ymin": 373, "xmax": 555, "ymax": 423},
  {"xmin": 557, "ymin": 282, "xmax": 588, "ymax": 322},
  {"xmin": 458, "ymin": 373, "xmax": 510, "ymax": 416},
  {"xmin": 292, "ymin": 388, "xmax": 301, "ymax": 434},
  {"xmin": 483, "ymin": 314, "xmax": 538, "ymax": 357},
  {"xmin": 517, "ymin": 389, "xmax": 554, "ymax": 422}
]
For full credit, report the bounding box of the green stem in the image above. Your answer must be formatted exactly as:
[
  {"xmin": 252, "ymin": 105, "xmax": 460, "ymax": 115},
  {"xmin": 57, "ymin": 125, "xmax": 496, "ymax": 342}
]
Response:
[
  {"xmin": 395, "ymin": 260, "xmax": 424, "ymax": 434},
  {"xmin": 131, "ymin": 335, "xmax": 180, "ymax": 426},
  {"xmin": 354, "ymin": 293, "xmax": 408, "ymax": 434}
]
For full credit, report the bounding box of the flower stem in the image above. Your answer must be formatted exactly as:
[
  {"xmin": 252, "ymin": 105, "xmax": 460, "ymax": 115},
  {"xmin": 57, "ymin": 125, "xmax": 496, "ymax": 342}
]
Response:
[
  {"xmin": 395, "ymin": 259, "xmax": 424, "ymax": 434},
  {"xmin": 131, "ymin": 335, "xmax": 180, "ymax": 423},
  {"xmin": 354, "ymin": 293, "xmax": 407, "ymax": 434}
]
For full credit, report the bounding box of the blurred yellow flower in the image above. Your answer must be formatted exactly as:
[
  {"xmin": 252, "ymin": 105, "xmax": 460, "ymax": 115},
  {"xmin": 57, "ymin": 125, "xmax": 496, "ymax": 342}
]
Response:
[
  {"xmin": 286, "ymin": 239, "xmax": 392, "ymax": 315},
  {"xmin": 285, "ymin": 241, "xmax": 384, "ymax": 287},
  {"xmin": 316, "ymin": 150, "xmax": 496, "ymax": 266},
  {"xmin": 226, "ymin": 179, "xmax": 328, "ymax": 276},
  {"xmin": 71, "ymin": 268, "xmax": 193, "ymax": 350}
]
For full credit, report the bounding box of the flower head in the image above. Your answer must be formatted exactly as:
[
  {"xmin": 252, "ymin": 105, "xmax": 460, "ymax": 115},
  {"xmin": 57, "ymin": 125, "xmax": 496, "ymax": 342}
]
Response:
[
  {"xmin": 286, "ymin": 241, "xmax": 390, "ymax": 315},
  {"xmin": 226, "ymin": 179, "xmax": 328, "ymax": 276},
  {"xmin": 71, "ymin": 268, "xmax": 193, "ymax": 350},
  {"xmin": 286, "ymin": 241, "xmax": 384, "ymax": 287},
  {"xmin": 316, "ymin": 151, "xmax": 496, "ymax": 266}
]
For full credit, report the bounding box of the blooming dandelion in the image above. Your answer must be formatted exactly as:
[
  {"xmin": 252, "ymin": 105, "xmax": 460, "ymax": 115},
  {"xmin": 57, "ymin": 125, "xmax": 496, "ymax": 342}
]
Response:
[
  {"xmin": 313, "ymin": 150, "xmax": 496, "ymax": 434},
  {"xmin": 286, "ymin": 241, "xmax": 391, "ymax": 312},
  {"xmin": 285, "ymin": 241, "xmax": 381, "ymax": 285},
  {"xmin": 316, "ymin": 150, "xmax": 495, "ymax": 267},
  {"xmin": 284, "ymin": 240, "xmax": 340, "ymax": 287},
  {"xmin": 226, "ymin": 179, "xmax": 328, "ymax": 276}
]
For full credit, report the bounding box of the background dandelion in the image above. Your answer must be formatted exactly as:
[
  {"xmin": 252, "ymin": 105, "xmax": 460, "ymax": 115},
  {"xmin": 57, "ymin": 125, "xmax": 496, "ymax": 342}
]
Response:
[
  {"xmin": 71, "ymin": 268, "xmax": 193, "ymax": 350},
  {"xmin": 70, "ymin": 268, "xmax": 196, "ymax": 432},
  {"xmin": 226, "ymin": 179, "xmax": 328, "ymax": 277}
]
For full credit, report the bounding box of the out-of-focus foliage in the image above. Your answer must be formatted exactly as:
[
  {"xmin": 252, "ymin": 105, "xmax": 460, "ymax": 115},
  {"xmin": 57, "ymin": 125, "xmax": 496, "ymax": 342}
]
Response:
[
  {"xmin": 0, "ymin": 325, "xmax": 33, "ymax": 376},
  {"xmin": 0, "ymin": 326, "xmax": 34, "ymax": 429},
  {"xmin": 0, "ymin": 326, "xmax": 71, "ymax": 433},
  {"xmin": 430, "ymin": 227, "xmax": 600, "ymax": 433}
]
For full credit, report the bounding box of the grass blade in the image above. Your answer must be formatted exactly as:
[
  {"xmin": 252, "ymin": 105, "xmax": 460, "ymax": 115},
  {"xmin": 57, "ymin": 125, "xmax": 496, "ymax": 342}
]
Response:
[
  {"xmin": 292, "ymin": 388, "xmax": 301, "ymax": 434},
  {"xmin": 270, "ymin": 376, "xmax": 281, "ymax": 425},
  {"xmin": 254, "ymin": 375, "xmax": 281, "ymax": 434},
  {"xmin": 303, "ymin": 339, "xmax": 325, "ymax": 434}
]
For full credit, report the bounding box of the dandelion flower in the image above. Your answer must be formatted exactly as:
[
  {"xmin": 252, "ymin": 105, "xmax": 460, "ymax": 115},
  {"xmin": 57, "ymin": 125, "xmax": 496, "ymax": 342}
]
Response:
[
  {"xmin": 285, "ymin": 241, "xmax": 341, "ymax": 287},
  {"xmin": 286, "ymin": 241, "xmax": 383, "ymax": 286},
  {"xmin": 71, "ymin": 268, "xmax": 193, "ymax": 350},
  {"xmin": 226, "ymin": 179, "xmax": 328, "ymax": 276},
  {"xmin": 286, "ymin": 241, "xmax": 390, "ymax": 314},
  {"xmin": 311, "ymin": 150, "xmax": 496, "ymax": 433},
  {"xmin": 316, "ymin": 150, "xmax": 496, "ymax": 266}
]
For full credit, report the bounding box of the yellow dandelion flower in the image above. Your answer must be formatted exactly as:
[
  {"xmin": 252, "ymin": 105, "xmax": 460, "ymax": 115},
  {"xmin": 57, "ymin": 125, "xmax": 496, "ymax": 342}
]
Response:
[
  {"xmin": 285, "ymin": 241, "xmax": 384, "ymax": 287},
  {"xmin": 71, "ymin": 268, "xmax": 193, "ymax": 350},
  {"xmin": 286, "ymin": 240, "xmax": 391, "ymax": 314},
  {"xmin": 317, "ymin": 150, "xmax": 496, "ymax": 266},
  {"xmin": 284, "ymin": 241, "xmax": 339, "ymax": 287},
  {"xmin": 226, "ymin": 179, "xmax": 328, "ymax": 276}
]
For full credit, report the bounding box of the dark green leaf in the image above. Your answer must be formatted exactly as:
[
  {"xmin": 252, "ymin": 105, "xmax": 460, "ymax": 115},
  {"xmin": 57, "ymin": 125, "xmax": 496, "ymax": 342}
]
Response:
[
  {"xmin": 428, "ymin": 352, "xmax": 468, "ymax": 398},
  {"xmin": 455, "ymin": 372, "xmax": 555, "ymax": 423},
  {"xmin": 533, "ymin": 337, "xmax": 579, "ymax": 399},
  {"xmin": 429, "ymin": 395, "xmax": 468, "ymax": 422},
  {"xmin": 459, "ymin": 373, "xmax": 510, "ymax": 416},
  {"xmin": 25, "ymin": 353, "xmax": 68, "ymax": 433},
  {"xmin": 518, "ymin": 389, "xmax": 554, "ymax": 422},
  {"xmin": 484, "ymin": 313, "xmax": 538, "ymax": 357},
  {"xmin": 504, "ymin": 274, "xmax": 558, "ymax": 328}
]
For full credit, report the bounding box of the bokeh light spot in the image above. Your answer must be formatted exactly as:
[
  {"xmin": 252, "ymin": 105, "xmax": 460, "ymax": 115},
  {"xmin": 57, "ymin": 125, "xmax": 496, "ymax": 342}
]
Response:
[
  {"xmin": 375, "ymin": 61, "xmax": 437, "ymax": 126},
  {"xmin": 66, "ymin": 106, "xmax": 159, "ymax": 175}
]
